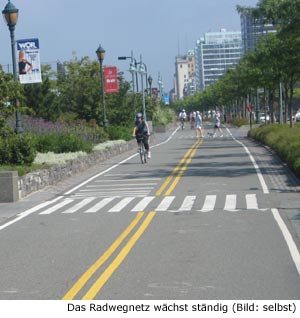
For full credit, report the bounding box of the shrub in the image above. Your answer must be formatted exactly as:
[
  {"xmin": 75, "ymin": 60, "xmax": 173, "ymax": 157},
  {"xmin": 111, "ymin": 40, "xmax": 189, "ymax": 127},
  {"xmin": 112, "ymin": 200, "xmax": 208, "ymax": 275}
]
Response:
[
  {"xmin": 153, "ymin": 107, "xmax": 176, "ymax": 126},
  {"xmin": 32, "ymin": 132, "xmax": 93, "ymax": 153},
  {"xmin": 249, "ymin": 124, "xmax": 300, "ymax": 176},
  {"xmin": 107, "ymin": 125, "xmax": 132, "ymax": 141},
  {"xmin": 0, "ymin": 134, "xmax": 36, "ymax": 165}
]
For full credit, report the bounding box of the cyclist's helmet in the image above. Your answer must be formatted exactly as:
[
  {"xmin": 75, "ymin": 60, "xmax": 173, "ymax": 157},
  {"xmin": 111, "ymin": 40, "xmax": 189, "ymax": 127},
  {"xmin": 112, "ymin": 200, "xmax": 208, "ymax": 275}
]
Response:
[
  {"xmin": 182, "ymin": 109, "xmax": 185, "ymax": 112},
  {"xmin": 136, "ymin": 112, "xmax": 143, "ymax": 120}
]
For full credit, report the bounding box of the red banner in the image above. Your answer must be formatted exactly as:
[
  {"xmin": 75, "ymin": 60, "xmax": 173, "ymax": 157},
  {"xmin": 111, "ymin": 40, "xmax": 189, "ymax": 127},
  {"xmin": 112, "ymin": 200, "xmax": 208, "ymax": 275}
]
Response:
[{"xmin": 104, "ymin": 66, "xmax": 118, "ymax": 93}]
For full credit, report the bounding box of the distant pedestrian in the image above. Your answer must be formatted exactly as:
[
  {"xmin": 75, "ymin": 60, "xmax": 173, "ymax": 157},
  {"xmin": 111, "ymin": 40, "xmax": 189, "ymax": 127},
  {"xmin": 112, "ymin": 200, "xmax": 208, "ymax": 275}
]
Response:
[
  {"xmin": 213, "ymin": 115, "xmax": 223, "ymax": 137},
  {"xmin": 195, "ymin": 111, "xmax": 203, "ymax": 138},
  {"xmin": 190, "ymin": 111, "xmax": 196, "ymax": 129}
]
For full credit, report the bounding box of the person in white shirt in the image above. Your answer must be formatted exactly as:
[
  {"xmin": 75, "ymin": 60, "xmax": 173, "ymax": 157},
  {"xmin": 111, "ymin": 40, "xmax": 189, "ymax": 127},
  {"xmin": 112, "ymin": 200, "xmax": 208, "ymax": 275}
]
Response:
[
  {"xmin": 195, "ymin": 111, "xmax": 203, "ymax": 138},
  {"xmin": 179, "ymin": 109, "xmax": 187, "ymax": 129}
]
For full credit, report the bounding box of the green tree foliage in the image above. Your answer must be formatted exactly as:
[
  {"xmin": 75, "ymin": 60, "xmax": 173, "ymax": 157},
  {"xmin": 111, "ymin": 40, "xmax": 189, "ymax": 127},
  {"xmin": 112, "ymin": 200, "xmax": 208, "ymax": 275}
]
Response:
[
  {"xmin": 23, "ymin": 64, "xmax": 60, "ymax": 121},
  {"xmin": 0, "ymin": 66, "xmax": 24, "ymax": 119}
]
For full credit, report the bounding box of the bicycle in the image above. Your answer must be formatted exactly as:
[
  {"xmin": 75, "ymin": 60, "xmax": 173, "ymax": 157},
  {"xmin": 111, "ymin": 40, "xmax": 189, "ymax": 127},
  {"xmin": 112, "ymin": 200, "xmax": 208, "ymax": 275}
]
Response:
[
  {"xmin": 136, "ymin": 134, "xmax": 147, "ymax": 164},
  {"xmin": 180, "ymin": 118, "xmax": 185, "ymax": 130}
]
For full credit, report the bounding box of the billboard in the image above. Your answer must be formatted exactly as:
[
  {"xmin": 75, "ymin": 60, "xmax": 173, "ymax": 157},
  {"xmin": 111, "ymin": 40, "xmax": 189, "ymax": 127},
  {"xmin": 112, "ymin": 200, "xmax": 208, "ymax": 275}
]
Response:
[
  {"xmin": 104, "ymin": 66, "xmax": 118, "ymax": 93},
  {"xmin": 16, "ymin": 38, "xmax": 42, "ymax": 84}
]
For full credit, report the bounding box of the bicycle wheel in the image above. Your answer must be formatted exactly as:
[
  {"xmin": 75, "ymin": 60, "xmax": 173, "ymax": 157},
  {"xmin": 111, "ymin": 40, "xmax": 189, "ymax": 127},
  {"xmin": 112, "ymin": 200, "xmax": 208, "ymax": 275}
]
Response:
[{"xmin": 138, "ymin": 142, "xmax": 144, "ymax": 164}]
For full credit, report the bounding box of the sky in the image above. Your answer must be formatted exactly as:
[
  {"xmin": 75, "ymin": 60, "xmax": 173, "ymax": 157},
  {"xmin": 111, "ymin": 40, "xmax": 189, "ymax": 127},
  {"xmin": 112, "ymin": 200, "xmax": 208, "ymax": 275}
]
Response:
[{"xmin": 0, "ymin": 0, "xmax": 258, "ymax": 92}]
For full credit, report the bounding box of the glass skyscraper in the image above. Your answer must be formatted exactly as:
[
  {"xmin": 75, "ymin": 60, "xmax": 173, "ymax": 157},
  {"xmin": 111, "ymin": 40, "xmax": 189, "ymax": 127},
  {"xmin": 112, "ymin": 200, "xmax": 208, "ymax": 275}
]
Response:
[
  {"xmin": 240, "ymin": 11, "xmax": 276, "ymax": 55},
  {"xmin": 195, "ymin": 29, "xmax": 243, "ymax": 91}
]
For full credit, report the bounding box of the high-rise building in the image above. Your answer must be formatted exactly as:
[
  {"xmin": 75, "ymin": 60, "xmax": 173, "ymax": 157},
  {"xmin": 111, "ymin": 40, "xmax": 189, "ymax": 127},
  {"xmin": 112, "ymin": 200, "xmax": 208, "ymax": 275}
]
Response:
[
  {"xmin": 240, "ymin": 9, "xmax": 276, "ymax": 54},
  {"xmin": 174, "ymin": 50, "xmax": 196, "ymax": 99},
  {"xmin": 195, "ymin": 28, "xmax": 243, "ymax": 91}
]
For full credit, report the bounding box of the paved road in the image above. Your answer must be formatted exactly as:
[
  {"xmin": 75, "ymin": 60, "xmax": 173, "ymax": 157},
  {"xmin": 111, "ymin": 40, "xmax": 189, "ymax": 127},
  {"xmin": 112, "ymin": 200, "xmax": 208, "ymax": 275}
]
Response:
[{"xmin": 0, "ymin": 123, "xmax": 300, "ymax": 300}]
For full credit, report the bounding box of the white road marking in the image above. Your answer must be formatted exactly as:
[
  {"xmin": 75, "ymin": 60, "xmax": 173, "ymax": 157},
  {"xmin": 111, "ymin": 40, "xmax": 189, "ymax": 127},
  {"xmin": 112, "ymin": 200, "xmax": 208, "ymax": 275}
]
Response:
[
  {"xmin": 62, "ymin": 197, "xmax": 96, "ymax": 214},
  {"xmin": 85, "ymin": 197, "xmax": 116, "ymax": 213},
  {"xmin": 272, "ymin": 208, "xmax": 300, "ymax": 275},
  {"xmin": 39, "ymin": 198, "xmax": 74, "ymax": 215},
  {"xmin": 155, "ymin": 196, "xmax": 175, "ymax": 211},
  {"xmin": 169, "ymin": 196, "xmax": 196, "ymax": 212},
  {"xmin": 131, "ymin": 196, "xmax": 155, "ymax": 212},
  {"xmin": 108, "ymin": 197, "xmax": 135, "ymax": 213},
  {"xmin": 224, "ymin": 194, "xmax": 240, "ymax": 212},
  {"xmin": 199, "ymin": 195, "xmax": 216, "ymax": 212},
  {"xmin": 0, "ymin": 196, "xmax": 64, "ymax": 231},
  {"xmin": 226, "ymin": 128, "xmax": 269, "ymax": 194}
]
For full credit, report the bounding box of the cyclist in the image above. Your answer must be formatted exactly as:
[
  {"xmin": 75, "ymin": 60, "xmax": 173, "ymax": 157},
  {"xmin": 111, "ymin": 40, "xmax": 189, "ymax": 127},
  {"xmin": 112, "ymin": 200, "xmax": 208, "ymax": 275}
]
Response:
[
  {"xmin": 132, "ymin": 112, "xmax": 151, "ymax": 159},
  {"xmin": 179, "ymin": 109, "xmax": 187, "ymax": 129}
]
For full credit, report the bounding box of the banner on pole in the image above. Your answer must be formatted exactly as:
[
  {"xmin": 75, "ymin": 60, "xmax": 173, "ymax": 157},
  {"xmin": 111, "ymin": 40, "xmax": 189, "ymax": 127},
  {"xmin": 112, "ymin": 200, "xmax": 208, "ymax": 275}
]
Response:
[
  {"xmin": 104, "ymin": 66, "xmax": 118, "ymax": 93},
  {"xmin": 16, "ymin": 38, "xmax": 42, "ymax": 84}
]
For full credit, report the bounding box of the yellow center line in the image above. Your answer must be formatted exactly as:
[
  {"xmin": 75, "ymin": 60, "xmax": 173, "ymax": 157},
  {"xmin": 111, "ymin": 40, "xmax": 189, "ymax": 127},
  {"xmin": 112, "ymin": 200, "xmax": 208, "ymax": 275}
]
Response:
[
  {"xmin": 155, "ymin": 140, "xmax": 200, "ymax": 196},
  {"xmin": 82, "ymin": 211, "xmax": 156, "ymax": 300},
  {"xmin": 164, "ymin": 148, "xmax": 197, "ymax": 196},
  {"xmin": 62, "ymin": 212, "xmax": 144, "ymax": 300}
]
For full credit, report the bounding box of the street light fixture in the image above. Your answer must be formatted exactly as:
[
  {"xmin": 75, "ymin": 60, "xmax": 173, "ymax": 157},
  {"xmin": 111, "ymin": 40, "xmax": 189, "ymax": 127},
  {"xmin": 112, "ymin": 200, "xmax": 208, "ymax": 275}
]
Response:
[
  {"xmin": 147, "ymin": 75, "xmax": 153, "ymax": 96},
  {"xmin": 138, "ymin": 55, "xmax": 147, "ymax": 121},
  {"xmin": 118, "ymin": 51, "xmax": 138, "ymax": 92},
  {"xmin": 96, "ymin": 44, "xmax": 108, "ymax": 130},
  {"xmin": 2, "ymin": 0, "xmax": 23, "ymax": 133}
]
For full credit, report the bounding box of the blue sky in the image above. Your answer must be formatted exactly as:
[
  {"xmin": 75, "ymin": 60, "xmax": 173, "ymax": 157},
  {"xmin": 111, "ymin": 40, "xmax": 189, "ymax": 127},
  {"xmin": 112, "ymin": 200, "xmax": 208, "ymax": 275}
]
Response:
[{"xmin": 0, "ymin": 0, "xmax": 258, "ymax": 92}]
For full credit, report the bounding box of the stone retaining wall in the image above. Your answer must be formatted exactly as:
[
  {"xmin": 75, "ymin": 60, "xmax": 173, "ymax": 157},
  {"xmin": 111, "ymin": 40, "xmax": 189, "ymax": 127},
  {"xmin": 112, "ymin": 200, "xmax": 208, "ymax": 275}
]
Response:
[{"xmin": 18, "ymin": 139, "xmax": 137, "ymax": 199}]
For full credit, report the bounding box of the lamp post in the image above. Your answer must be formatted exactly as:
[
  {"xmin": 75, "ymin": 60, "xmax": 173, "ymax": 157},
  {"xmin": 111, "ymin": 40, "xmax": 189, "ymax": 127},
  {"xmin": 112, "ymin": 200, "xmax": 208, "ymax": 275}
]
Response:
[
  {"xmin": 147, "ymin": 75, "xmax": 153, "ymax": 96},
  {"xmin": 138, "ymin": 55, "xmax": 146, "ymax": 121},
  {"xmin": 2, "ymin": 0, "xmax": 23, "ymax": 133},
  {"xmin": 118, "ymin": 52, "xmax": 138, "ymax": 92},
  {"xmin": 96, "ymin": 44, "xmax": 107, "ymax": 130}
]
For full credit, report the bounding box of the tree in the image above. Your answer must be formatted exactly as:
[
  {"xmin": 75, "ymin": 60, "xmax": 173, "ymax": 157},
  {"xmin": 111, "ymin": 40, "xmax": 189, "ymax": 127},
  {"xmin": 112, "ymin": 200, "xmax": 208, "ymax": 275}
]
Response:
[{"xmin": 23, "ymin": 64, "xmax": 60, "ymax": 121}]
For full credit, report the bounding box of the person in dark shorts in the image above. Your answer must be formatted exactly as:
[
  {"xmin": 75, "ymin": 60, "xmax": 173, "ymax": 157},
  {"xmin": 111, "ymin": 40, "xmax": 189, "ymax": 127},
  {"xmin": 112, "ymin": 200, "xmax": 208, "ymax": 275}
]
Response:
[{"xmin": 132, "ymin": 112, "xmax": 151, "ymax": 158}]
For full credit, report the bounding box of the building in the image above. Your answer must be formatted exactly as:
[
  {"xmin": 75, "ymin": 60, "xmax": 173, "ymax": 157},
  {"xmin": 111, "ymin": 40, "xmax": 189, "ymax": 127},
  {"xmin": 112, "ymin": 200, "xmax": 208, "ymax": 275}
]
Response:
[
  {"xmin": 174, "ymin": 50, "xmax": 196, "ymax": 100},
  {"xmin": 195, "ymin": 29, "xmax": 243, "ymax": 91},
  {"xmin": 240, "ymin": 8, "xmax": 277, "ymax": 55}
]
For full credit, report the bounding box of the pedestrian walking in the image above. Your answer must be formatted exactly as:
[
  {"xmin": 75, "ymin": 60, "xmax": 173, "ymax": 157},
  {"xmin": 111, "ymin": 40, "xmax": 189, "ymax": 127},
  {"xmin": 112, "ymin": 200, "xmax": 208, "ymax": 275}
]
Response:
[
  {"xmin": 195, "ymin": 111, "xmax": 203, "ymax": 138},
  {"xmin": 213, "ymin": 114, "xmax": 223, "ymax": 137}
]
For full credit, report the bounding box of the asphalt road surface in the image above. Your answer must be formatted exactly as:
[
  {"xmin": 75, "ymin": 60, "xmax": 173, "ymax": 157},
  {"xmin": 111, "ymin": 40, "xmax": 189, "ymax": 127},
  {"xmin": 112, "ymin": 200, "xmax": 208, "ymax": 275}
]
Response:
[{"xmin": 0, "ymin": 123, "xmax": 300, "ymax": 300}]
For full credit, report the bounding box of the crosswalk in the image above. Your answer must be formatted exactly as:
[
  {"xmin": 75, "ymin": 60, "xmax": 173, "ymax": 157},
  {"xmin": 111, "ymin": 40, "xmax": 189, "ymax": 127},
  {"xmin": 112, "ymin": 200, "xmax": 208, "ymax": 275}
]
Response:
[{"xmin": 36, "ymin": 194, "xmax": 269, "ymax": 216}]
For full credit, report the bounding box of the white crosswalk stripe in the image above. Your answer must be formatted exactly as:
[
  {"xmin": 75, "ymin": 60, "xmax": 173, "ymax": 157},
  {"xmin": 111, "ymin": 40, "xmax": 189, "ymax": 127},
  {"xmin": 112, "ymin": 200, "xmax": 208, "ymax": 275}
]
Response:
[
  {"xmin": 155, "ymin": 196, "xmax": 175, "ymax": 211},
  {"xmin": 224, "ymin": 194, "xmax": 240, "ymax": 212},
  {"xmin": 199, "ymin": 195, "xmax": 216, "ymax": 213},
  {"xmin": 131, "ymin": 196, "xmax": 155, "ymax": 212},
  {"xmin": 85, "ymin": 197, "xmax": 116, "ymax": 213},
  {"xmin": 62, "ymin": 197, "xmax": 96, "ymax": 214},
  {"xmin": 108, "ymin": 197, "xmax": 135, "ymax": 213},
  {"xmin": 39, "ymin": 198, "xmax": 74, "ymax": 215},
  {"xmin": 37, "ymin": 194, "xmax": 268, "ymax": 215},
  {"xmin": 169, "ymin": 196, "xmax": 196, "ymax": 212}
]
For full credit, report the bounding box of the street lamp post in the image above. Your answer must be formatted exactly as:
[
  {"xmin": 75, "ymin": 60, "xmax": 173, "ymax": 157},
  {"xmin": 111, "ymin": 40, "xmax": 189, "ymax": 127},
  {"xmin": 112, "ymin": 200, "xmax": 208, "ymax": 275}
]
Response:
[
  {"xmin": 96, "ymin": 44, "xmax": 107, "ymax": 130},
  {"xmin": 118, "ymin": 52, "xmax": 138, "ymax": 92},
  {"xmin": 138, "ymin": 55, "xmax": 146, "ymax": 121},
  {"xmin": 2, "ymin": 0, "xmax": 23, "ymax": 133},
  {"xmin": 147, "ymin": 75, "xmax": 153, "ymax": 96}
]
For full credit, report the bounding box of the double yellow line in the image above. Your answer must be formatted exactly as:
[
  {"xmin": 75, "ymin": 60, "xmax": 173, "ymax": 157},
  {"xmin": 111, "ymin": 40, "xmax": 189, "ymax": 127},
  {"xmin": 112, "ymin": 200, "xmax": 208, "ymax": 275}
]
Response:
[
  {"xmin": 63, "ymin": 211, "xmax": 155, "ymax": 300},
  {"xmin": 63, "ymin": 138, "xmax": 201, "ymax": 300},
  {"xmin": 155, "ymin": 138, "xmax": 202, "ymax": 196}
]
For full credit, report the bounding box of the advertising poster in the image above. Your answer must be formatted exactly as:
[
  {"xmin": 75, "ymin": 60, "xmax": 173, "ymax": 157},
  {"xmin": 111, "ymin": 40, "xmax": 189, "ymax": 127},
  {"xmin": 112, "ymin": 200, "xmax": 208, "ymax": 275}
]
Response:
[
  {"xmin": 16, "ymin": 38, "xmax": 42, "ymax": 84},
  {"xmin": 104, "ymin": 66, "xmax": 118, "ymax": 93}
]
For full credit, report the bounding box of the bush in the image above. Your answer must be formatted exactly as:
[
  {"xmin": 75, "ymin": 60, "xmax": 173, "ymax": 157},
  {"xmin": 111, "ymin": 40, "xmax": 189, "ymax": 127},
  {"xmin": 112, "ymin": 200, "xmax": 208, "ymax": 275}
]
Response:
[
  {"xmin": 107, "ymin": 125, "xmax": 132, "ymax": 141},
  {"xmin": 153, "ymin": 107, "xmax": 176, "ymax": 126},
  {"xmin": 0, "ymin": 134, "xmax": 36, "ymax": 165},
  {"xmin": 249, "ymin": 124, "xmax": 300, "ymax": 176},
  {"xmin": 32, "ymin": 132, "xmax": 93, "ymax": 153}
]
